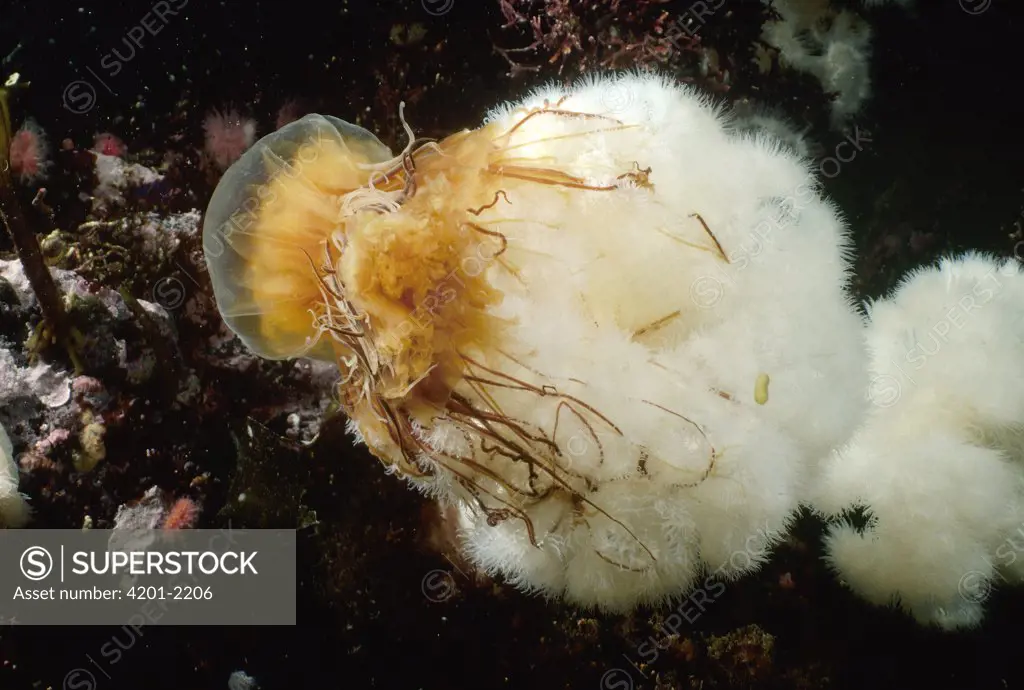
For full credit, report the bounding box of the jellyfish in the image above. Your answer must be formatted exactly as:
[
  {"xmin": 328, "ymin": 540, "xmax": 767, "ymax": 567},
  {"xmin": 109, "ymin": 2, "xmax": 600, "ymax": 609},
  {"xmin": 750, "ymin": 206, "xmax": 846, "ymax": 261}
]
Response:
[{"xmin": 203, "ymin": 72, "xmax": 869, "ymax": 610}]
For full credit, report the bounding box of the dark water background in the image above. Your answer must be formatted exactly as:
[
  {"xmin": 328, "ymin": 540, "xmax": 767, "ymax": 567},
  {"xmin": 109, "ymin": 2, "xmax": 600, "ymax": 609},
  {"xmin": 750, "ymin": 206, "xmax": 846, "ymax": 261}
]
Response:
[{"xmin": 1, "ymin": 0, "xmax": 1023, "ymax": 688}]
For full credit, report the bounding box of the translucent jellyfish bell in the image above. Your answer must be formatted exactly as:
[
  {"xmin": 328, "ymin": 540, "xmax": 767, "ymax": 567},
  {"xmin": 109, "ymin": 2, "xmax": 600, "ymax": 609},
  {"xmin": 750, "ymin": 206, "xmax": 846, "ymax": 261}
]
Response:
[{"xmin": 202, "ymin": 114, "xmax": 393, "ymax": 360}]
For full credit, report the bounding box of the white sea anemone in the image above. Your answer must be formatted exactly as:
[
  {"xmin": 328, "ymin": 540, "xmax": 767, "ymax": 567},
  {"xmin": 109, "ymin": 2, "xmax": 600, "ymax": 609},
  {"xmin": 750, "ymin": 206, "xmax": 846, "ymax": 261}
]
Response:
[
  {"xmin": 761, "ymin": 0, "xmax": 875, "ymax": 127},
  {"xmin": 813, "ymin": 254, "xmax": 1024, "ymax": 629}
]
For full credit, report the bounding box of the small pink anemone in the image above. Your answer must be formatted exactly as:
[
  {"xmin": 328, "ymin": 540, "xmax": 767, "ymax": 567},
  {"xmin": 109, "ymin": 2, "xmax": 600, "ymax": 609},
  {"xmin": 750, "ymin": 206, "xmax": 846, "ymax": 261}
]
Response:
[{"xmin": 8, "ymin": 119, "xmax": 50, "ymax": 183}]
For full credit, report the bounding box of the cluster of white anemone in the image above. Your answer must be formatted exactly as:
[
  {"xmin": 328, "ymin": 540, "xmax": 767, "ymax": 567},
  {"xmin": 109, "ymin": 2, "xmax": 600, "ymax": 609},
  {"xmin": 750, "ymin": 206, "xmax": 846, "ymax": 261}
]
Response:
[{"xmin": 449, "ymin": 74, "xmax": 1024, "ymax": 629}]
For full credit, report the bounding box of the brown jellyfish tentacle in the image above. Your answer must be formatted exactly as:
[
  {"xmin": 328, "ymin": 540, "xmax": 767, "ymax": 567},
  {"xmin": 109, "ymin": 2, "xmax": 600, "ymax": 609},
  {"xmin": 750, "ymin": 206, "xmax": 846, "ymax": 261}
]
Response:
[
  {"xmin": 689, "ymin": 212, "xmax": 730, "ymax": 263},
  {"xmin": 592, "ymin": 549, "xmax": 654, "ymax": 573},
  {"xmin": 460, "ymin": 353, "xmax": 622, "ymax": 434},
  {"xmin": 485, "ymin": 166, "xmax": 619, "ymax": 192},
  {"xmin": 550, "ymin": 399, "xmax": 606, "ymax": 471},
  {"xmin": 461, "ymin": 222, "xmax": 508, "ymax": 258},
  {"xmin": 449, "ymin": 361, "xmax": 656, "ymax": 563},
  {"xmin": 638, "ymin": 398, "xmax": 718, "ymax": 487},
  {"xmin": 467, "ymin": 189, "xmax": 511, "ymax": 216},
  {"xmin": 494, "ymin": 104, "xmax": 624, "ymax": 143},
  {"xmin": 496, "ymin": 124, "xmax": 640, "ymax": 155},
  {"xmin": 617, "ymin": 162, "xmax": 654, "ymax": 190},
  {"xmin": 631, "ymin": 310, "xmax": 682, "ymax": 340}
]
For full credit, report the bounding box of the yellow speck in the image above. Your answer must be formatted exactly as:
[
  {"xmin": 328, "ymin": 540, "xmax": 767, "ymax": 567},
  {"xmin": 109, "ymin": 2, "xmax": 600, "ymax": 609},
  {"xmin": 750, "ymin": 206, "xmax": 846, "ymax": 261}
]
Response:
[{"xmin": 754, "ymin": 373, "xmax": 770, "ymax": 405}]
